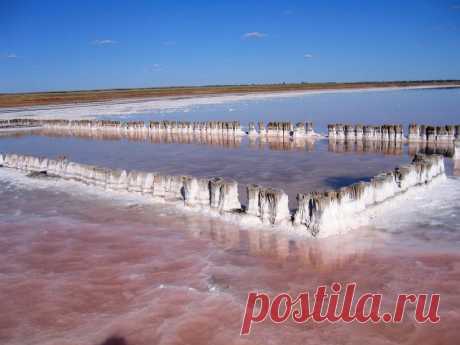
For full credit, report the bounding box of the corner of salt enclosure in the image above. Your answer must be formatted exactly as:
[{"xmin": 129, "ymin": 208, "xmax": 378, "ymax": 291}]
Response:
[{"xmin": 293, "ymin": 154, "xmax": 446, "ymax": 238}]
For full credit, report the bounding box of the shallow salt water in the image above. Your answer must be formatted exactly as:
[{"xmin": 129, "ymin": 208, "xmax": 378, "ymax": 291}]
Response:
[
  {"xmin": 96, "ymin": 87, "xmax": 460, "ymax": 132},
  {"xmin": 0, "ymin": 131, "xmax": 414, "ymax": 208},
  {"xmin": 1, "ymin": 88, "xmax": 460, "ymax": 344},
  {"xmin": 0, "ymin": 168, "xmax": 459, "ymax": 345}
]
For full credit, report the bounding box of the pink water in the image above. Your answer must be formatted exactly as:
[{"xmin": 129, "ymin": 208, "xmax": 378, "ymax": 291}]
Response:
[
  {"xmin": 1, "ymin": 155, "xmax": 459, "ymax": 345},
  {"xmin": 1, "ymin": 111, "xmax": 460, "ymax": 345}
]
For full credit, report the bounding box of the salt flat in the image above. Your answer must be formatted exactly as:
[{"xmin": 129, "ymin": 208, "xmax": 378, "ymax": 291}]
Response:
[{"xmin": 1, "ymin": 84, "xmax": 458, "ymax": 120}]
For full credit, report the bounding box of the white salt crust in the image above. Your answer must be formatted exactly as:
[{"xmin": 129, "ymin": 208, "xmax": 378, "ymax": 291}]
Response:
[{"xmin": 0, "ymin": 152, "xmax": 445, "ymax": 238}]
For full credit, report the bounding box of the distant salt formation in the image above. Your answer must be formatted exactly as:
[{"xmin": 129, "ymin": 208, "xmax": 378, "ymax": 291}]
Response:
[
  {"xmin": 1, "ymin": 118, "xmax": 322, "ymax": 139},
  {"xmin": 327, "ymin": 123, "xmax": 460, "ymax": 145},
  {"xmin": 0, "ymin": 118, "xmax": 42, "ymax": 129},
  {"xmin": 1, "ymin": 118, "xmax": 322, "ymax": 138},
  {"xmin": 328, "ymin": 124, "xmax": 404, "ymax": 141},
  {"xmin": 4, "ymin": 119, "xmax": 460, "ymax": 146},
  {"xmin": 408, "ymin": 124, "xmax": 460, "ymax": 142},
  {"xmin": 0, "ymin": 152, "xmax": 445, "ymax": 238},
  {"xmin": 248, "ymin": 121, "xmax": 319, "ymax": 138},
  {"xmin": 43, "ymin": 119, "xmax": 247, "ymax": 136}
]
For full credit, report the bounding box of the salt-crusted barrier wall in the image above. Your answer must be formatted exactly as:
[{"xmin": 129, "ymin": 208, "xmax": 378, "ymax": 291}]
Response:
[
  {"xmin": 0, "ymin": 153, "xmax": 278, "ymax": 227},
  {"xmin": 328, "ymin": 123, "xmax": 460, "ymax": 144},
  {"xmin": 248, "ymin": 121, "xmax": 318, "ymax": 138},
  {"xmin": 3, "ymin": 119, "xmax": 460, "ymax": 145},
  {"xmin": 44, "ymin": 119, "xmax": 247, "ymax": 136},
  {"xmin": 0, "ymin": 119, "xmax": 42, "ymax": 129},
  {"xmin": 0, "ymin": 152, "xmax": 445, "ymax": 238},
  {"xmin": 293, "ymin": 154, "xmax": 445, "ymax": 237},
  {"xmin": 408, "ymin": 124, "xmax": 460, "ymax": 142},
  {"xmin": 1, "ymin": 118, "xmax": 321, "ymax": 139},
  {"xmin": 328, "ymin": 124, "xmax": 404, "ymax": 141}
]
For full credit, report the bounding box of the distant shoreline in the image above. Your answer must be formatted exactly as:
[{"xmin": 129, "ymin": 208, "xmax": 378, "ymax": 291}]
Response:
[
  {"xmin": 1, "ymin": 80, "xmax": 459, "ymax": 109},
  {"xmin": 1, "ymin": 83, "xmax": 459, "ymax": 120}
]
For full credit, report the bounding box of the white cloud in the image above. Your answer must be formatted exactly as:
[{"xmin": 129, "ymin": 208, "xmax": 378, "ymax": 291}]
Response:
[
  {"xmin": 6, "ymin": 53, "xmax": 17, "ymax": 59},
  {"xmin": 304, "ymin": 53, "xmax": 313, "ymax": 59},
  {"xmin": 152, "ymin": 64, "xmax": 162, "ymax": 71},
  {"xmin": 242, "ymin": 32, "xmax": 267, "ymax": 39},
  {"xmin": 91, "ymin": 39, "xmax": 117, "ymax": 46}
]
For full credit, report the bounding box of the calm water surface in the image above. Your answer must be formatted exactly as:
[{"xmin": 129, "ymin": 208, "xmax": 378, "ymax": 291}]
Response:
[
  {"xmin": 1, "ymin": 88, "xmax": 460, "ymax": 344},
  {"xmin": 99, "ymin": 87, "xmax": 460, "ymax": 132}
]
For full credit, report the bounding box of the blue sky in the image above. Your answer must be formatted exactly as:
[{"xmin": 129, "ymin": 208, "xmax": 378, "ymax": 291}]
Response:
[{"xmin": 1, "ymin": 0, "xmax": 460, "ymax": 92}]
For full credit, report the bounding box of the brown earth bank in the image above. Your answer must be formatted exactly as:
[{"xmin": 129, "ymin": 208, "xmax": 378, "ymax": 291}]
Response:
[{"xmin": 1, "ymin": 80, "xmax": 459, "ymax": 108}]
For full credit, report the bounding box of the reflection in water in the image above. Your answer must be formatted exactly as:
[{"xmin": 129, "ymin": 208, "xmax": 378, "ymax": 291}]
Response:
[
  {"xmin": 26, "ymin": 128, "xmax": 454, "ymax": 158},
  {"xmin": 328, "ymin": 139, "xmax": 403, "ymax": 156},
  {"xmin": 185, "ymin": 214, "xmax": 371, "ymax": 270},
  {"xmin": 0, "ymin": 130, "xmax": 414, "ymax": 209},
  {"xmin": 1, "ymin": 168, "xmax": 460, "ymax": 345},
  {"xmin": 2, "ymin": 88, "xmax": 460, "ymax": 344},
  {"xmin": 36, "ymin": 128, "xmax": 320, "ymax": 152},
  {"xmin": 327, "ymin": 139, "xmax": 456, "ymax": 158},
  {"xmin": 40, "ymin": 128, "xmax": 245, "ymax": 149},
  {"xmin": 2, "ymin": 128, "xmax": 455, "ymax": 159},
  {"xmin": 408, "ymin": 141, "xmax": 455, "ymax": 158}
]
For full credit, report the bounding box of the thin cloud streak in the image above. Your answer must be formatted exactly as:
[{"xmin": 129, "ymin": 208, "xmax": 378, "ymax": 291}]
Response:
[
  {"xmin": 242, "ymin": 32, "xmax": 267, "ymax": 39},
  {"xmin": 91, "ymin": 39, "xmax": 117, "ymax": 46},
  {"xmin": 304, "ymin": 53, "xmax": 313, "ymax": 58}
]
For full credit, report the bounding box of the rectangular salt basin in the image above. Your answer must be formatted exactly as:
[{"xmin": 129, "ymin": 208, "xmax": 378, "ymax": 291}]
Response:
[
  {"xmin": 1, "ymin": 86, "xmax": 460, "ymax": 344},
  {"xmin": 0, "ymin": 165, "xmax": 459, "ymax": 345},
  {"xmin": 0, "ymin": 130, "xmax": 416, "ymax": 208}
]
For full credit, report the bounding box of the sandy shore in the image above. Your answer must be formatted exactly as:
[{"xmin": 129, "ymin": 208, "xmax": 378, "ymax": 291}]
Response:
[{"xmin": 1, "ymin": 84, "xmax": 459, "ymax": 120}]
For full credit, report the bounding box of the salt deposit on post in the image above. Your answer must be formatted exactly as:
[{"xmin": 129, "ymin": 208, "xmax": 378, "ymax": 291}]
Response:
[
  {"xmin": 408, "ymin": 123, "xmax": 460, "ymax": 142},
  {"xmin": 328, "ymin": 124, "xmax": 404, "ymax": 141},
  {"xmin": 246, "ymin": 185, "xmax": 290, "ymax": 225},
  {"xmin": 328, "ymin": 123, "xmax": 460, "ymax": 147},
  {"xmin": 0, "ymin": 151, "xmax": 445, "ymax": 238},
  {"xmin": 455, "ymin": 141, "xmax": 460, "ymax": 160},
  {"xmin": 1, "ymin": 118, "xmax": 323, "ymax": 139},
  {"xmin": 293, "ymin": 154, "xmax": 445, "ymax": 237}
]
